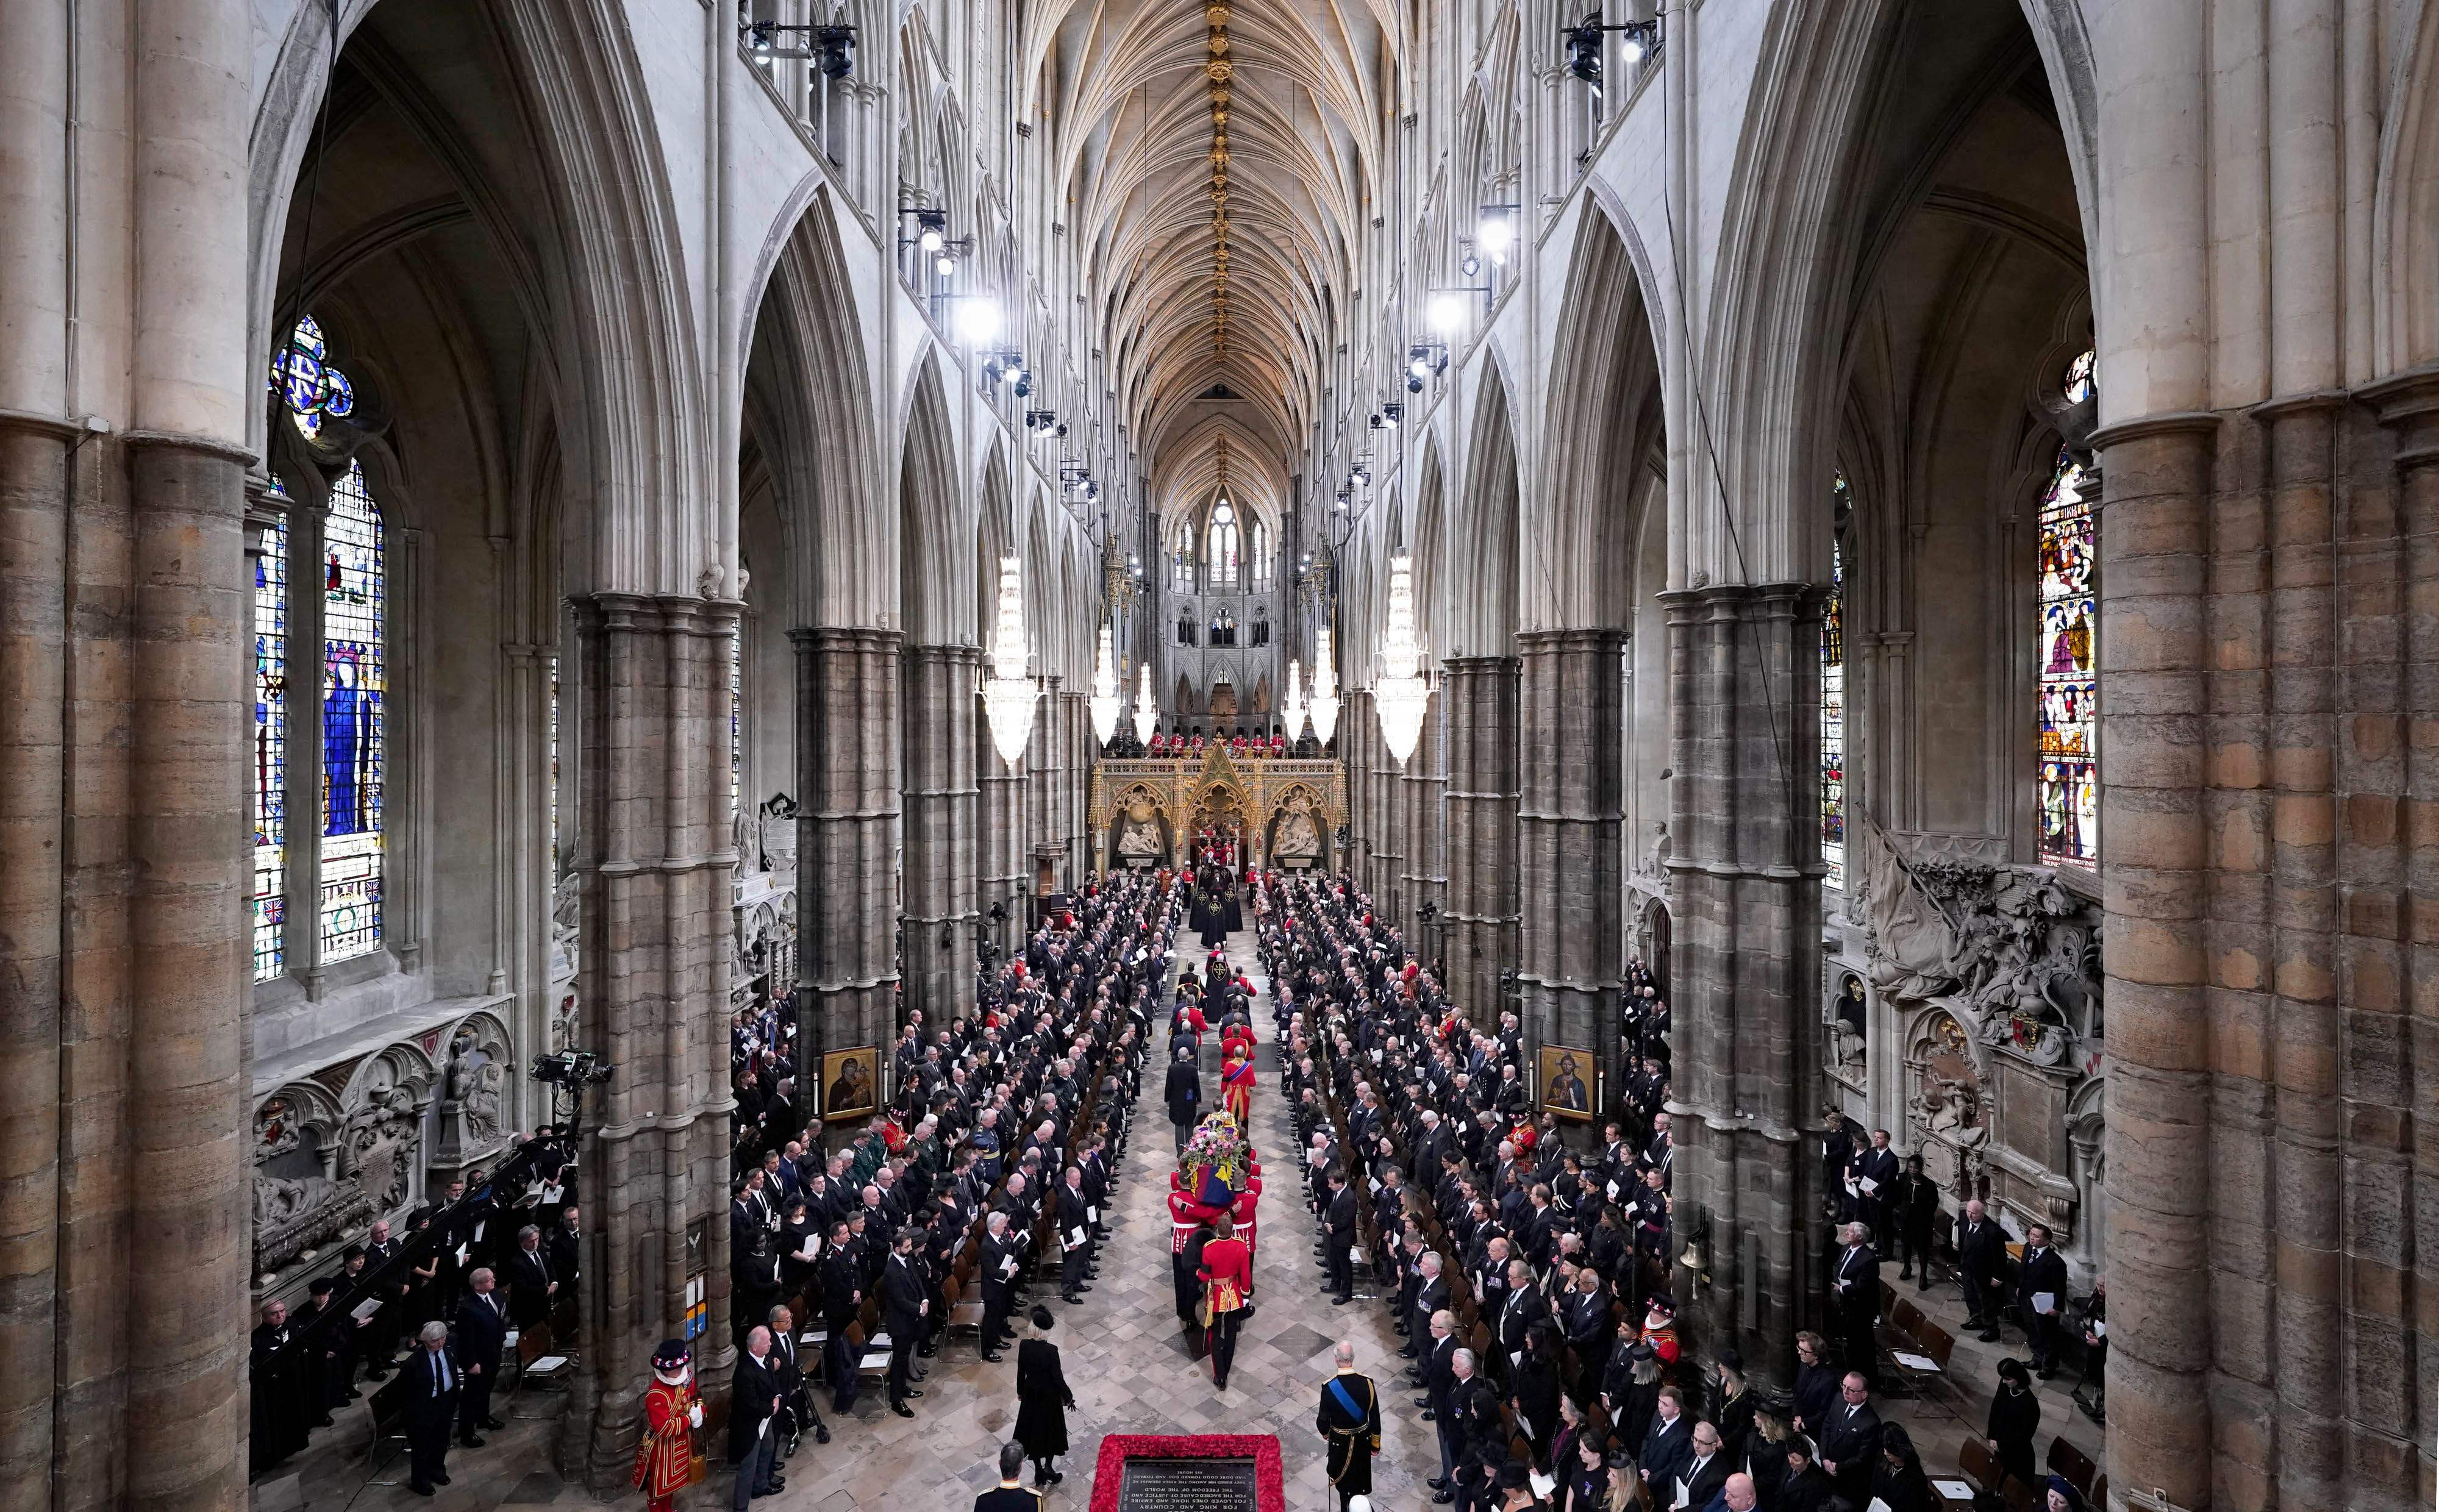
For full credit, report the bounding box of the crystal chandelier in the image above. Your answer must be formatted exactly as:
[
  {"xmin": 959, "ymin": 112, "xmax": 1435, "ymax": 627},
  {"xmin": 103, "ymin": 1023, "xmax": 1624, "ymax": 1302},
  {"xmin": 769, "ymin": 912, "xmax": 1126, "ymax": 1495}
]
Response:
[
  {"xmin": 1133, "ymin": 662, "xmax": 1158, "ymax": 746},
  {"xmin": 1285, "ymin": 659, "xmax": 1307, "ymax": 741},
  {"xmin": 1088, "ymin": 621, "xmax": 1122, "ymax": 746},
  {"xmin": 1374, "ymin": 553, "xmax": 1430, "ymax": 765},
  {"xmin": 1310, "ymin": 624, "xmax": 1341, "ymax": 747},
  {"xmin": 982, "ymin": 555, "xmax": 1039, "ymax": 767}
]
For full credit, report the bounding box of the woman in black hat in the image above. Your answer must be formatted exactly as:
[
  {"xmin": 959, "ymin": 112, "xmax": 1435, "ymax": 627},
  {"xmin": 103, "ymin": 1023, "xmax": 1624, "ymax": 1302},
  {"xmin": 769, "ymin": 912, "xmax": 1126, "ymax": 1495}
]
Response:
[
  {"xmin": 1013, "ymin": 1305, "xmax": 1076, "ymax": 1487},
  {"xmin": 1987, "ymin": 1357, "xmax": 2041, "ymax": 1484}
]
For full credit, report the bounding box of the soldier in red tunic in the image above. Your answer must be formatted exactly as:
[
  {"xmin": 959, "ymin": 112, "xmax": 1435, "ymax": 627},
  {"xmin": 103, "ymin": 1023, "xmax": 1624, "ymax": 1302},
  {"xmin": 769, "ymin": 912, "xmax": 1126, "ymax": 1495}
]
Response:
[{"xmin": 632, "ymin": 1339, "xmax": 699, "ymax": 1512}]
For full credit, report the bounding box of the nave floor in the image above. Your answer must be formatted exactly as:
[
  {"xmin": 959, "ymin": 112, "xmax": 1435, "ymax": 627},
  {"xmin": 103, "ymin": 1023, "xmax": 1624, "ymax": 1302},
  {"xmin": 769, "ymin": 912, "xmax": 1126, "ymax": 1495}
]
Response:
[{"xmin": 694, "ymin": 925, "xmax": 1440, "ymax": 1511}]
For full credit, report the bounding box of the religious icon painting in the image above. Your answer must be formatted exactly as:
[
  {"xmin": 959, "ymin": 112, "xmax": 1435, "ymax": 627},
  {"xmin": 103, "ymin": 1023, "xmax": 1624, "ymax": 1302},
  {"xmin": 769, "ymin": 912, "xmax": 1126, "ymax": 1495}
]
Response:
[
  {"xmin": 821, "ymin": 1046, "xmax": 879, "ymax": 1118},
  {"xmin": 1537, "ymin": 1044, "xmax": 1598, "ymax": 1121}
]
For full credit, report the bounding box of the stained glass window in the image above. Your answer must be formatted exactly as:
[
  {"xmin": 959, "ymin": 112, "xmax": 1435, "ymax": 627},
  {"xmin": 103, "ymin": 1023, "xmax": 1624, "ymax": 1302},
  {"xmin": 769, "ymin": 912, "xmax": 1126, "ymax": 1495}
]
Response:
[
  {"xmin": 320, "ymin": 460, "xmax": 386, "ymax": 960},
  {"xmin": 1209, "ymin": 501, "xmax": 1239, "ymax": 588},
  {"xmin": 1823, "ymin": 476, "xmax": 1847, "ymax": 890},
  {"xmin": 1250, "ymin": 520, "xmax": 1271, "ymax": 588},
  {"xmin": 2037, "ymin": 351, "xmax": 2099, "ymax": 868},
  {"xmin": 253, "ymin": 483, "xmax": 291, "ymax": 980},
  {"xmin": 269, "ymin": 315, "xmax": 357, "ymax": 441}
]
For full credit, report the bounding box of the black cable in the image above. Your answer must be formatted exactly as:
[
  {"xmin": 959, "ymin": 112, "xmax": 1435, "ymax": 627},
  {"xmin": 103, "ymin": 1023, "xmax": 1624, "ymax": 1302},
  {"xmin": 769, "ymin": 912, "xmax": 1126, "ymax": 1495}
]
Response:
[
  {"xmin": 270, "ymin": 0, "xmax": 345, "ymax": 386},
  {"xmin": 1652, "ymin": 40, "xmax": 1804, "ymax": 865}
]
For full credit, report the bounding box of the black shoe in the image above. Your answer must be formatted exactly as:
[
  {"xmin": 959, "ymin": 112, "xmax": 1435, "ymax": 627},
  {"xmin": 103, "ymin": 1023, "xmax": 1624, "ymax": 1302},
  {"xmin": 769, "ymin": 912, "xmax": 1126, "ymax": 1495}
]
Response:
[
  {"xmin": 1332, "ymin": 1296, "xmax": 1352, "ymax": 1305},
  {"xmin": 480, "ymin": 1416, "xmax": 506, "ymax": 1430},
  {"xmin": 435, "ymin": 1474, "xmax": 451, "ymax": 1486},
  {"xmin": 312, "ymin": 1416, "xmax": 334, "ymax": 1428},
  {"xmin": 1063, "ymin": 1294, "xmax": 1084, "ymax": 1305},
  {"xmin": 458, "ymin": 1435, "xmax": 485, "ymax": 1449},
  {"xmin": 407, "ymin": 1483, "xmax": 435, "ymax": 1498},
  {"xmin": 1433, "ymin": 1492, "xmax": 1455, "ymax": 1504},
  {"xmin": 982, "ymin": 1352, "xmax": 1004, "ymax": 1363},
  {"xmin": 1979, "ymin": 1331, "xmax": 2001, "ymax": 1343},
  {"xmin": 891, "ymin": 1403, "xmax": 915, "ymax": 1419},
  {"xmin": 1049, "ymin": 1470, "xmax": 1065, "ymax": 1485},
  {"xmin": 918, "ymin": 1345, "xmax": 938, "ymax": 1358},
  {"xmin": 1419, "ymin": 1408, "xmax": 1437, "ymax": 1422},
  {"xmin": 904, "ymin": 1389, "xmax": 924, "ymax": 1399},
  {"xmin": 1429, "ymin": 1477, "xmax": 1451, "ymax": 1491},
  {"xmin": 344, "ymin": 1389, "xmax": 362, "ymax": 1401},
  {"xmin": 815, "ymin": 1426, "xmax": 832, "ymax": 1444}
]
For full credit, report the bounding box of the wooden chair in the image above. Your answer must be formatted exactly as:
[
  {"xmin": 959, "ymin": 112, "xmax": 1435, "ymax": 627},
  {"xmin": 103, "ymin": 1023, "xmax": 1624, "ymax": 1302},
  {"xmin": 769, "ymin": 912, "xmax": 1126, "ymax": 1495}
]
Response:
[
  {"xmin": 508, "ymin": 1324, "xmax": 574, "ymax": 1417},
  {"xmin": 2046, "ymin": 1436, "xmax": 2098, "ymax": 1499},
  {"xmin": 1957, "ymin": 1438, "xmax": 2005, "ymax": 1496},
  {"xmin": 2001, "ymin": 1473, "xmax": 2040, "ymax": 1512}
]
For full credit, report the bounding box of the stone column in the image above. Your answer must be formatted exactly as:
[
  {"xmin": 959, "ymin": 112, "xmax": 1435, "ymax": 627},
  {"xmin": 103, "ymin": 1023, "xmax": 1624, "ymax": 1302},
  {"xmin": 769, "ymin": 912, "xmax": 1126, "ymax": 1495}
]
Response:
[
  {"xmin": 791, "ymin": 626, "xmax": 902, "ymax": 1080},
  {"xmin": 1399, "ymin": 688, "xmax": 1447, "ymax": 965},
  {"xmin": 0, "ymin": 0, "xmax": 72, "ymax": 1479},
  {"xmin": 1443, "ymin": 656, "xmax": 1520, "ymax": 1022},
  {"xmin": 1061, "ymin": 688, "xmax": 1089, "ymax": 886},
  {"xmin": 978, "ymin": 706, "xmax": 1026, "ymax": 957},
  {"xmin": 2362, "ymin": 372, "xmax": 2439, "ymax": 1512},
  {"xmin": 1516, "ymin": 630, "xmax": 1627, "ymax": 1089},
  {"xmin": 1367, "ymin": 693, "xmax": 1404, "ymax": 910},
  {"xmin": 0, "ymin": 412, "xmax": 70, "ymax": 1503},
  {"xmin": 570, "ymin": 593, "xmax": 738, "ymax": 1485},
  {"xmin": 901, "ymin": 644, "xmax": 979, "ymax": 1025},
  {"xmin": 1662, "ymin": 585, "xmax": 1820, "ymax": 1388}
]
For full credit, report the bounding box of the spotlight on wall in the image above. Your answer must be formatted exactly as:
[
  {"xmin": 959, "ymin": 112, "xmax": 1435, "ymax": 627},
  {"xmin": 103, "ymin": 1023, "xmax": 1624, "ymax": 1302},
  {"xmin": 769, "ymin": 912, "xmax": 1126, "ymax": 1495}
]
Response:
[
  {"xmin": 955, "ymin": 298, "xmax": 1002, "ymax": 346},
  {"xmin": 1382, "ymin": 402, "xmax": 1403, "ymax": 429},
  {"xmin": 743, "ymin": 19, "xmax": 859, "ymax": 77},
  {"xmin": 814, "ymin": 24, "xmax": 857, "ymax": 77},
  {"xmin": 1477, "ymin": 210, "xmax": 1515, "ymax": 266},
  {"xmin": 1429, "ymin": 294, "xmax": 1465, "ymax": 335},
  {"xmin": 1563, "ymin": 24, "xmax": 1604, "ymax": 85}
]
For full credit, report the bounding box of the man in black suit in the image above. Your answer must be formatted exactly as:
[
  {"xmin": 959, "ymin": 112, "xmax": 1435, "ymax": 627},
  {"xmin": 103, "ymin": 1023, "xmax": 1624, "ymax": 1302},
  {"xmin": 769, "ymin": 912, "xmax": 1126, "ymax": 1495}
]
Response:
[
  {"xmin": 1829, "ymin": 1222, "xmax": 1879, "ymax": 1387},
  {"xmin": 1055, "ymin": 1166, "xmax": 1095, "ymax": 1305},
  {"xmin": 1407, "ymin": 1250, "xmax": 1449, "ymax": 1357},
  {"xmin": 1638, "ymin": 1388, "xmax": 1694, "ymax": 1497},
  {"xmin": 1849, "ymin": 1128, "xmax": 1899, "ymax": 1241},
  {"xmin": 2017, "ymin": 1222, "xmax": 2070, "ymax": 1376},
  {"xmin": 1815, "ymin": 1372, "xmax": 1882, "ymax": 1510},
  {"xmin": 1323, "ymin": 1172, "xmax": 1357, "ymax": 1304},
  {"xmin": 1416, "ymin": 1311, "xmax": 1460, "ymax": 1492},
  {"xmin": 766, "ymin": 1301, "xmax": 828, "ymax": 1456},
  {"xmin": 1955, "ymin": 1197, "xmax": 2007, "ymax": 1342},
  {"xmin": 453, "ymin": 1268, "xmax": 510, "ymax": 1447},
  {"xmin": 399, "ymin": 1321, "xmax": 462, "ymax": 1497},
  {"xmin": 880, "ymin": 1231, "xmax": 929, "ymax": 1417},
  {"xmin": 729, "ymin": 1326, "xmax": 784, "ymax": 1511},
  {"xmin": 973, "ymin": 1441, "xmax": 1043, "ymax": 1512},
  {"xmin": 502, "ymin": 1224, "xmax": 557, "ymax": 1330},
  {"xmin": 1495, "ymin": 1260, "xmax": 1548, "ymax": 1377},
  {"xmin": 1680, "ymin": 1421, "xmax": 1732, "ymax": 1510},
  {"xmin": 1441, "ymin": 1349, "xmax": 1501, "ymax": 1509},
  {"xmin": 546, "ymin": 1205, "xmax": 582, "ymax": 1310},
  {"xmin": 978, "ymin": 1211, "xmax": 1018, "ymax": 1363}
]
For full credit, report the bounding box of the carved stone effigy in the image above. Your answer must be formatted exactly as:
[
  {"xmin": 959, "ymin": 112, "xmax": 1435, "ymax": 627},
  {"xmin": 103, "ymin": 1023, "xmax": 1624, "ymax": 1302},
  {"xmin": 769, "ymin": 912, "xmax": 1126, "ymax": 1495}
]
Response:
[
  {"xmin": 1848, "ymin": 824, "xmax": 2105, "ymax": 1262},
  {"xmin": 249, "ymin": 1009, "xmax": 513, "ymax": 1282}
]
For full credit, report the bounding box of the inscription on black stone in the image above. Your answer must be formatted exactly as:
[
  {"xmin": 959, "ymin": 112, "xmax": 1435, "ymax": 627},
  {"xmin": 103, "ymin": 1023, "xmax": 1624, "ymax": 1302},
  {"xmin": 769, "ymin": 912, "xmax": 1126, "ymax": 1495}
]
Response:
[{"xmin": 1116, "ymin": 1457, "xmax": 1259, "ymax": 1512}]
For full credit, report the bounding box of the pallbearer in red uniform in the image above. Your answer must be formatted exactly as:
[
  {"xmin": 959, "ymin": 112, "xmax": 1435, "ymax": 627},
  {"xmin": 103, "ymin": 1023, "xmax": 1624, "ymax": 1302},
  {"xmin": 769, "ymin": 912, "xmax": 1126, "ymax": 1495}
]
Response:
[
  {"xmin": 1197, "ymin": 1215, "xmax": 1252, "ymax": 1388},
  {"xmin": 632, "ymin": 1339, "xmax": 701, "ymax": 1512}
]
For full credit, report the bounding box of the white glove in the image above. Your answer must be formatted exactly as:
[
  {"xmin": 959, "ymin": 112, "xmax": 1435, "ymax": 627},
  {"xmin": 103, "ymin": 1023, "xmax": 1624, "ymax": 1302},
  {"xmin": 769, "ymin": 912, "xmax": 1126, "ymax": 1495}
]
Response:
[{"xmin": 688, "ymin": 1403, "xmax": 704, "ymax": 1428}]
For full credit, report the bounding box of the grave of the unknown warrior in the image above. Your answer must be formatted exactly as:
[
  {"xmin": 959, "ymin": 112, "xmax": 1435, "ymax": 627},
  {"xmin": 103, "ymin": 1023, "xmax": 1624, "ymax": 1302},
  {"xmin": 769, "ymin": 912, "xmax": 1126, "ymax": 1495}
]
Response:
[{"xmin": 1087, "ymin": 1435, "xmax": 1284, "ymax": 1512}]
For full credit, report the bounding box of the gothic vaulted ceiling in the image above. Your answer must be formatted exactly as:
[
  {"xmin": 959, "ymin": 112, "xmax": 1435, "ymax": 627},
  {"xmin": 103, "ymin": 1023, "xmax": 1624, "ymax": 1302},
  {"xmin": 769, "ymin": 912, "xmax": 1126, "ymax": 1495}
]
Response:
[{"xmin": 1024, "ymin": 0, "xmax": 1395, "ymax": 529}]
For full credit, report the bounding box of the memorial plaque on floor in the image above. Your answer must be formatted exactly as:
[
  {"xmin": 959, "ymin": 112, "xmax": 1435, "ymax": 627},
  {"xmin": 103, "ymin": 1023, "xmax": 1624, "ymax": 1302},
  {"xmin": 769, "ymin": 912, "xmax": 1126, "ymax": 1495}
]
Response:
[
  {"xmin": 1091, "ymin": 1435, "xmax": 1282, "ymax": 1512},
  {"xmin": 1116, "ymin": 1456, "xmax": 1259, "ymax": 1512}
]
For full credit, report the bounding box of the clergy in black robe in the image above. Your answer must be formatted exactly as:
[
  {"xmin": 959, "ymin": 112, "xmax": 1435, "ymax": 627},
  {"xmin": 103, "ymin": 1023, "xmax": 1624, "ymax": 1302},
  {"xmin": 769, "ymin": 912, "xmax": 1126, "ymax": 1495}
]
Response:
[
  {"xmin": 248, "ymin": 1300, "xmax": 313, "ymax": 1473},
  {"xmin": 1315, "ymin": 1350, "xmax": 1382, "ymax": 1510}
]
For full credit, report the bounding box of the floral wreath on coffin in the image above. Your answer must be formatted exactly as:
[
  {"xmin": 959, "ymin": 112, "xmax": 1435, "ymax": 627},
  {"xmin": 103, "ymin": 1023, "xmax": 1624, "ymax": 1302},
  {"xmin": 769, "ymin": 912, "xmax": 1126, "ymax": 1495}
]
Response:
[{"xmin": 1176, "ymin": 1110, "xmax": 1259, "ymax": 1212}]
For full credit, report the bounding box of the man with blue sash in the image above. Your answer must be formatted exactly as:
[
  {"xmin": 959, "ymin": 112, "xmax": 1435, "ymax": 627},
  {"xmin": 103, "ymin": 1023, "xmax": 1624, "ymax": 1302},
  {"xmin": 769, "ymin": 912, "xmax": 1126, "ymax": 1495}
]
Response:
[{"xmin": 1315, "ymin": 1341, "xmax": 1382, "ymax": 1511}]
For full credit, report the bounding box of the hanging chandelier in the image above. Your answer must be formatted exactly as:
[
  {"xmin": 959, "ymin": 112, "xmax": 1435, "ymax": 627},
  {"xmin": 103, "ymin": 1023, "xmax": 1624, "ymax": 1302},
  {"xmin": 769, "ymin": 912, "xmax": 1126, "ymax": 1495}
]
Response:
[
  {"xmin": 1310, "ymin": 624, "xmax": 1341, "ymax": 747},
  {"xmin": 1285, "ymin": 659, "xmax": 1307, "ymax": 741},
  {"xmin": 982, "ymin": 555, "xmax": 1039, "ymax": 767},
  {"xmin": 1089, "ymin": 621, "xmax": 1122, "ymax": 746},
  {"xmin": 1133, "ymin": 661, "xmax": 1158, "ymax": 746},
  {"xmin": 1374, "ymin": 553, "xmax": 1430, "ymax": 765}
]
